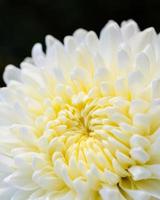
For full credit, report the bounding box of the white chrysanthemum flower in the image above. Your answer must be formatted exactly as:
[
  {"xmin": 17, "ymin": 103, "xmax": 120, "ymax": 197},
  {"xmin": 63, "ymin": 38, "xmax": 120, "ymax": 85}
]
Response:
[{"xmin": 1, "ymin": 20, "xmax": 160, "ymax": 200}]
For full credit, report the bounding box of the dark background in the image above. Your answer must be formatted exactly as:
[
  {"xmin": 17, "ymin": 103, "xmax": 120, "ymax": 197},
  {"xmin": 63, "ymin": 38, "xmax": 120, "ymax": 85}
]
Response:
[{"xmin": 0, "ymin": 0, "xmax": 159, "ymax": 86}]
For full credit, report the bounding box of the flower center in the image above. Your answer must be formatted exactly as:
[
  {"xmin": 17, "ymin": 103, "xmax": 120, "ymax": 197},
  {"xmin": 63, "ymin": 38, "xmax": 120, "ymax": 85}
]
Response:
[{"xmin": 36, "ymin": 90, "xmax": 154, "ymax": 188}]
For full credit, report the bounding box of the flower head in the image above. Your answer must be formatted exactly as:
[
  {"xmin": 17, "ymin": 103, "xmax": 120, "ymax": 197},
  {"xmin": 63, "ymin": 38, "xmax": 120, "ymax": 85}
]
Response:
[{"xmin": 1, "ymin": 20, "xmax": 160, "ymax": 199}]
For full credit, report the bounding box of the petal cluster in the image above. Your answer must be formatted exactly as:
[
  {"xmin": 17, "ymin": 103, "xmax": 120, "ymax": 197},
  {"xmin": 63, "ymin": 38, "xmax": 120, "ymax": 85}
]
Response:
[{"xmin": 1, "ymin": 20, "xmax": 160, "ymax": 199}]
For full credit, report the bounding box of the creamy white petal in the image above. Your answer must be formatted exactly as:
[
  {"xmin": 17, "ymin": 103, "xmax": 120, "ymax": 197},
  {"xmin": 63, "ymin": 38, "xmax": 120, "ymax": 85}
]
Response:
[{"xmin": 3, "ymin": 65, "xmax": 21, "ymax": 84}]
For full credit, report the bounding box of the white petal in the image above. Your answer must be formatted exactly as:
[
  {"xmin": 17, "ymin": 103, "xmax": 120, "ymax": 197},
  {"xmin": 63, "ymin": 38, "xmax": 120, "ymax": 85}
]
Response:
[
  {"xmin": 100, "ymin": 187, "xmax": 126, "ymax": 200},
  {"xmin": 130, "ymin": 135, "xmax": 150, "ymax": 148},
  {"xmin": 0, "ymin": 187, "xmax": 15, "ymax": 199},
  {"xmin": 64, "ymin": 36, "xmax": 76, "ymax": 54},
  {"xmin": 85, "ymin": 31, "xmax": 99, "ymax": 53},
  {"xmin": 121, "ymin": 19, "xmax": 139, "ymax": 40},
  {"xmin": 131, "ymin": 27, "xmax": 156, "ymax": 53},
  {"xmin": 11, "ymin": 191, "xmax": 31, "ymax": 200},
  {"xmin": 0, "ymin": 154, "xmax": 14, "ymax": 173},
  {"xmin": 4, "ymin": 172, "xmax": 38, "ymax": 191},
  {"xmin": 152, "ymin": 79, "xmax": 160, "ymax": 98},
  {"xmin": 129, "ymin": 99, "xmax": 149, "ymax": 114},
  {"xmin": 128, "ymin": 71, "xmax": 144, "ymax": 89},
  {"xmin": 31, "ymin": 43, "xmax": 45, "ymax": 67},
  {"xmin": 136, "ymin": 180, "xmax": 160, "ymax": 199},
  {"xmin": 100, "ymin": 21, "xmax": 122, "ymax": 65},
  {"xmin": 130, "ymin": 147, "xmax": 150, "ymax": 164},
  {"xmin": 117, "ymin": 48, "xmax": 130, "ymax": 74},
  {"xmin": 3, "ymin": 64, "xmax": 21, "ymax": 84},
  {"xmin": 73, "ymin": 28, "xmax": 87, "ymax": 43},
  {"xmin": 45, "ymin": 34, "xmax": 56, "ymax": 48},
  {"xmin": 136, "ymin": 52, "xmax": 150, "ymax": 75},
  {"xmin": 129, "ymin": 166, "xmax": 151, "ymax": 180}
]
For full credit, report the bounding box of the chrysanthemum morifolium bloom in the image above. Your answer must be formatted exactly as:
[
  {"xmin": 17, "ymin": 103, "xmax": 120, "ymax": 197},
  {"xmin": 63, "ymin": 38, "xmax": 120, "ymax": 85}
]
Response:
[{"xmin": 1, "ymin": 19, "xmax": 160, "ymax": 200}]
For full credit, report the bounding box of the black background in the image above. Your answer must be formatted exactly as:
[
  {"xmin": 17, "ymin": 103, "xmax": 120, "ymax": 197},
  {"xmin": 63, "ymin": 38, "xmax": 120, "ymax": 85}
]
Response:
[{"xmin": 0, "ymin": 0, "xmax": 159, "ymax": 86}]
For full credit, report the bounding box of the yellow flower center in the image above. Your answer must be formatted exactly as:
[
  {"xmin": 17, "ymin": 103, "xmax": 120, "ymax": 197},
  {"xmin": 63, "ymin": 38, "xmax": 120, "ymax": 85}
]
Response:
[{"xmin": 34, "ymin": 84, "xmax": 153, "ymax": 191}]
